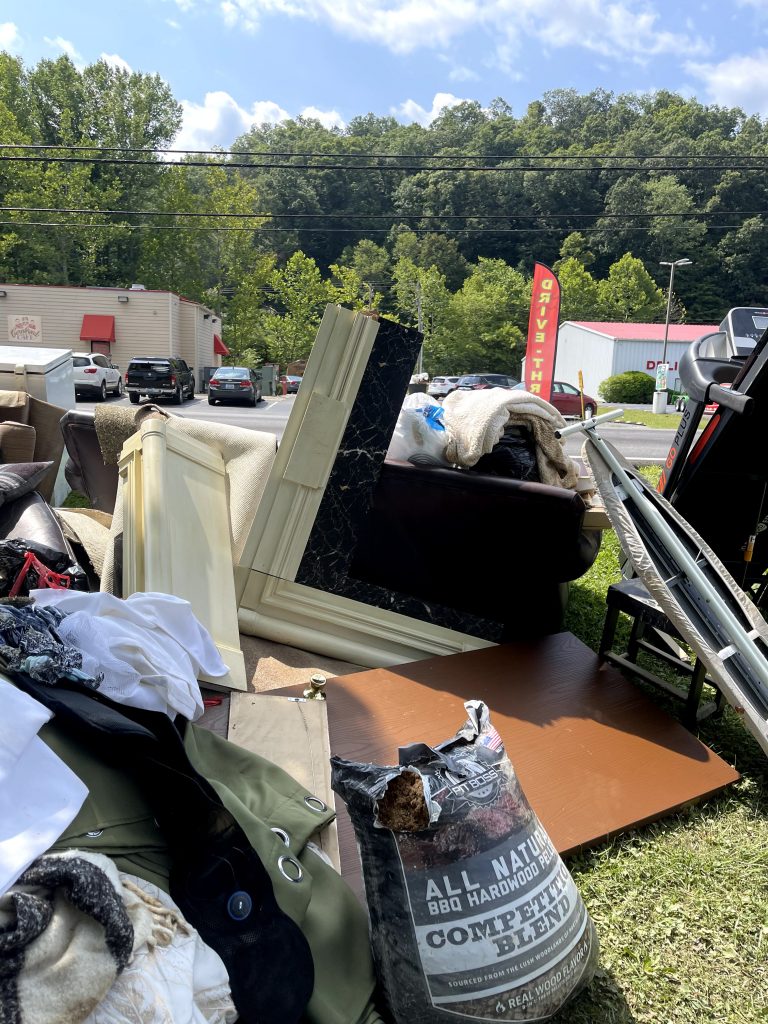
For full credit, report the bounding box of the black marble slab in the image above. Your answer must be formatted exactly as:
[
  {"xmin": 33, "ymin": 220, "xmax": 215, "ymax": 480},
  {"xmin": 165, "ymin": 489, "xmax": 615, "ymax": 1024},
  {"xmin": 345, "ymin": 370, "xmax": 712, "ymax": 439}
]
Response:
[{"xmin": 296, "ymin": 314, "xmax": 505, "ymax": 642}]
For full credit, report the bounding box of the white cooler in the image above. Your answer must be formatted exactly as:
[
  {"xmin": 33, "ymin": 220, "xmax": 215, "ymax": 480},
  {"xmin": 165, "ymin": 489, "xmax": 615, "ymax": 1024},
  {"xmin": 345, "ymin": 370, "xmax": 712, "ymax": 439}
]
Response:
[
  {"xmin": 0, "ymin": 346, "xmax": 75, "ymax": 409},
  {"xmin": 0, "ymin": 346, "xmax": 75, "ymax": 505}
]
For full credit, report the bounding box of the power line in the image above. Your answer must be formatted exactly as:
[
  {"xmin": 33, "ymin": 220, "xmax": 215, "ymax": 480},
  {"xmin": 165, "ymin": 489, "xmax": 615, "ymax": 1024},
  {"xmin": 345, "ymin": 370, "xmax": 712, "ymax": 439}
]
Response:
[
  {"xmin": 2, "ymin": 153, "xmax": 768, "ymax": 172},
  {"xmin": 2, "ymin": 143, "xmax": 768, "ymax": 162},
  {"xmin": 1, "ymin": 204, "xmax": 766, "ymax": 221},
  {"xmin": 0, "ymin": 219, "xmax": 747, "ymax": 235}
]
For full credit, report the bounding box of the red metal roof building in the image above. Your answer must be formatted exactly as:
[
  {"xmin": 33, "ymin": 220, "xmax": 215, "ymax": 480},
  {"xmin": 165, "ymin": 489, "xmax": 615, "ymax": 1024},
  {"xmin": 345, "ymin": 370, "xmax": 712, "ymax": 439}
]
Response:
[{"xmin": 555, "ymin": 320, "xmax": 719, "ymax": 397}]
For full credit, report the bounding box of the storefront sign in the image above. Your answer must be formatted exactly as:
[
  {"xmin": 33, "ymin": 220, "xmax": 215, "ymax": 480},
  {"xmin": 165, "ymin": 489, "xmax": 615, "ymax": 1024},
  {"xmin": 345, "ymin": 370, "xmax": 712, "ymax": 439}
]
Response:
[
  {"xmin": 524, "ymin": 263, "xmax": 560, "ymax": 403},
  {"xmin": 8, "ymin": 315, "xmax": 42, "ymax": 343}
]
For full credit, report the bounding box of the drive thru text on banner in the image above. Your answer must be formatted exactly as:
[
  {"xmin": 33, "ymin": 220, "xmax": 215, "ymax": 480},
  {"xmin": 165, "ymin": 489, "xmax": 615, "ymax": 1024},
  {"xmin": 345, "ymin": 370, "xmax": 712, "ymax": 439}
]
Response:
[{"xmin": 524, "ymin": 264, "xmax": 560, "ymax": 404}]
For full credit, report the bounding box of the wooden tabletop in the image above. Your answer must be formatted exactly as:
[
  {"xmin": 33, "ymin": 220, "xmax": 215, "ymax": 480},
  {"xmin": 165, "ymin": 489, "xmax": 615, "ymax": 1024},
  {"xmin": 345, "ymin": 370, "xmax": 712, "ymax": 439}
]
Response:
[{"xmin": 272, "ymin": 631, "xmax": 738, "ymax": 898}]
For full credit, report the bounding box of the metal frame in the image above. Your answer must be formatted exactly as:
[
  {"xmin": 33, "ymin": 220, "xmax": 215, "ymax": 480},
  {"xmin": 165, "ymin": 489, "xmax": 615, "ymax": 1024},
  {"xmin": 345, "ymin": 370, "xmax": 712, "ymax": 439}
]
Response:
[{"xmin": 560, "ymin": 410, "xmax": 768, "ymax": 755}]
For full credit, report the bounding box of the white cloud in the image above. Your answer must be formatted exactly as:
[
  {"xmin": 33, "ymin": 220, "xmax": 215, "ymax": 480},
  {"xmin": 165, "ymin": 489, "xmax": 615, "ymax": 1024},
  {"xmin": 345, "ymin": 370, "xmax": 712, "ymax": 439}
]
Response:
[
  {"xmin": 166, "ymin": 18, "xmax": 181, "ymax": 28},
  {"xmin": 212, "ymin": 0, "xmax": 710, "ymax": 64},
  {"xmin": 221, "ymin": 0, "xmax": 259, "ymax": 30},
  {"xmin": 392, "ymin": 91, "xmax": 466, "ymax": 126},
  {"xmin": 448, "ymin": 65, "xmax": 479, "ymax": 82},
  {"xmin": 174, "ymin": 0, "xmax": 195, "ymax": 10},
  {"xmin": 176, "ymin": 91, "xmax": 290, "ymax": 149},
  {"xmin": 686, "ymin": 50, "xmax": 768, "ymax": 115},
  {"xmin": 0, "ymin": 22, "xmax": 20, "ymax": 50},
  {"xmin": 100, "ymin": 52, "xmax": 133, "ymax": 73},
  {"xmin": 44, "ymin": 35, "xmax": 85, "ymax": 69},
  {"xmin": 299, "ymin": 105, "xmax": 346, "ymax": 128}
]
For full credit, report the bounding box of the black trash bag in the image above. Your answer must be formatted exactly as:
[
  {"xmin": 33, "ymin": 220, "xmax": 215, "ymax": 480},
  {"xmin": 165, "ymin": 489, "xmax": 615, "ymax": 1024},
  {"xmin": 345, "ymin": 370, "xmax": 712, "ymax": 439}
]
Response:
[
  {"xmin": 0, "ymin": 538, "xmax": 89, "ymax": 597},
  {"xmin": 469, "ymin": 426, "xmax": 540, "ymax": 481},
  {"xmin": 331, "ymin": 701, "xmax": 599, "ymax": 1023}
]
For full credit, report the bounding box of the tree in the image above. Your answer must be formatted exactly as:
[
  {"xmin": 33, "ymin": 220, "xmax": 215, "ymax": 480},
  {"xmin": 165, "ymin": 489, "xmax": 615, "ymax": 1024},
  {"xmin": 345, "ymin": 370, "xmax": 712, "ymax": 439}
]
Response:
[
  {"xmin": 559, "ymin": 232, "xmax": 595, "ymax": 268},
  {"xmin": 336, "ymin": 238, "xmax": 392, "ymax": 304},
  {"xmin": 598, "ymin": 254, "xmax": 668, "ymax": 322},
  {"xmin": 262, "ymin": 252, "xmax": 332, "ymax": 367},
  {"xmin": 553, "ymin": 258, "xmax": 602, "ymax": 321},
  {"xmin": 393, "ymin": 257, "xmax": 450, "ymax": 344},
  {"xmin": 222, "ymin": 254, "xmax": 276, "ymax": 362},
  {"xmin": 433, "ymin": 258, "xmax": 529, "ymax": 374}
]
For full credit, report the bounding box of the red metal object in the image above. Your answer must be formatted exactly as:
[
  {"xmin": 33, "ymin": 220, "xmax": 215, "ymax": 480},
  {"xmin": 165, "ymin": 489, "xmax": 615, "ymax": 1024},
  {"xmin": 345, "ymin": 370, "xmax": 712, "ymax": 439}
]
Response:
[{"xmin": 9, "ymin": 550, "xmax": 72, "ymax": 598}]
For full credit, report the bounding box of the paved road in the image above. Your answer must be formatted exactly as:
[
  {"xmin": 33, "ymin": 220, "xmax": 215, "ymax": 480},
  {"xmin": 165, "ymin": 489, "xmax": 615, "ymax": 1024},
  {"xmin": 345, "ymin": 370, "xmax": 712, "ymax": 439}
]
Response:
[
  {"xmin": 76, "ymin": 392, "xmax": 293, "ymax": 440},
  {"xmin": 562, "ymin": 422, "xmax": 674, "ymax": 464},
  {"xmin": 77, "ymin": 394, "xmax": 676, "ymax": 464}
]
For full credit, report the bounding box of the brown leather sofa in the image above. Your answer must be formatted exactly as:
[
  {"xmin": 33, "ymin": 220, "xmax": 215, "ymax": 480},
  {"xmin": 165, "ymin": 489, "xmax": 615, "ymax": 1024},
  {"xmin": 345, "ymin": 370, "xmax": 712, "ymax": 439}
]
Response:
[{"xmin": 350, "ymin": 459, "xmax": 600, "ymax": 633}]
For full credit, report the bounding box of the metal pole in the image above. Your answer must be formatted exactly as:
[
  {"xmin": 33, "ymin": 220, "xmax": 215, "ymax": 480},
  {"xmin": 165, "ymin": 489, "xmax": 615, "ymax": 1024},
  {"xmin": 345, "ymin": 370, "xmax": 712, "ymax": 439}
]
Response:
[
  {"xmin": 564, "ymin": 417, "xmax": 768, "ymax": 691},
  {"xmin": 661, "ymin": 261, "xmax": 675, "ymax": 374},
  {"xmin": 416, "ymin": 282, "xmax": 424, "ymax": 376},
  {"xmin": 654, "ymin": 258, "xmax": 691, "ymax": 414}
]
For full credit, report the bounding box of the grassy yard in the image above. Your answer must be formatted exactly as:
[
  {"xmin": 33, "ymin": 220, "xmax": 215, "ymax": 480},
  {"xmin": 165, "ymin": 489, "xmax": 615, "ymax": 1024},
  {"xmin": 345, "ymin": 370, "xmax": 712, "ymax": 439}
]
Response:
[
  {"xmin": 556, "ymin": 467, "xmax": 767, "ymax": 1023},
  {"xmin": 599, "ymin": 406, "xmax": 706, "ymax": 431}
]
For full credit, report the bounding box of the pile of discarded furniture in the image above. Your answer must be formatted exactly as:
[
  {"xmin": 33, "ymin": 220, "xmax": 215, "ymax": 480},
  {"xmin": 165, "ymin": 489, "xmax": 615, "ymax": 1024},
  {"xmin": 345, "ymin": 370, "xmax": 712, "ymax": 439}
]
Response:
[{"xmin": 0, "ymin": 305, "xmax": 761, "ymax": 1024}]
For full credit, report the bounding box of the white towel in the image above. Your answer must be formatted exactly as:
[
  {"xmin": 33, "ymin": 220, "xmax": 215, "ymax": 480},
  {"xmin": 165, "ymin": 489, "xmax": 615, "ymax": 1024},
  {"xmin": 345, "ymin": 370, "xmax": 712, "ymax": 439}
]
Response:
[
  {"xmin": 442, "ymin": 388, "xmax": 580, "ymax": 489},
  {"xmin": 29, "ymin": 591, "xmax": 228, "ymax": 722},
  {"xmin": 0, "ymin": 677, "xmax": 88, "ymax": 896}
]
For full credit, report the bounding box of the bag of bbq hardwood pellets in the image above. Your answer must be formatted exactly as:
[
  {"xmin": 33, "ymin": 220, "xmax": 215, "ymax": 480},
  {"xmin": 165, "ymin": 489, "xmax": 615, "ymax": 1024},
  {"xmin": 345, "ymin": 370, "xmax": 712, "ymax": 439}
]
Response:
[{"xmin": 330, "ymin": 700, "xmax": 598, "ymax": 1023}]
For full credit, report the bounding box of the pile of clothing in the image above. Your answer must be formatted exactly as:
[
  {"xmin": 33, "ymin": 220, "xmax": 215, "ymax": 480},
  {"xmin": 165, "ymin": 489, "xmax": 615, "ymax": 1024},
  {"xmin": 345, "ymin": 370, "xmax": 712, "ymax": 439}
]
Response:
[{"xmin": 0, "ymin": 590, "xmax": 382, "ymax": 1024}]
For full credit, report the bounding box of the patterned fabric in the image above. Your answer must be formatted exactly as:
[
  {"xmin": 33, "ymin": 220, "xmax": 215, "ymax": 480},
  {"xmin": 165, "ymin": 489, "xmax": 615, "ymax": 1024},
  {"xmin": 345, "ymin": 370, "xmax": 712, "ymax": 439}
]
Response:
[
  {"xmin": 84, "ymin": 874, "xmax": 237, "ymax": 1024},
  {"xmin": 0, "ymin": 462, "xmax": 52, "ymax": 508},
  {"xmin": 0, "ymin": 854, "xmax": 134, "ymax": 1024},
  {"xmin": 0, "ymin": 601, "xmax": 100, "ymax": 687}
]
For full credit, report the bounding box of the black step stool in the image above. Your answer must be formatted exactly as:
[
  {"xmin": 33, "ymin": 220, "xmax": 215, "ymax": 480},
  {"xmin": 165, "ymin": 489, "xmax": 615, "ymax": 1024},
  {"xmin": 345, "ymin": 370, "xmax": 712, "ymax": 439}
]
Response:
[{"xmin": 599, "ymin": 577, "xmax": 724, "ymax": 729}]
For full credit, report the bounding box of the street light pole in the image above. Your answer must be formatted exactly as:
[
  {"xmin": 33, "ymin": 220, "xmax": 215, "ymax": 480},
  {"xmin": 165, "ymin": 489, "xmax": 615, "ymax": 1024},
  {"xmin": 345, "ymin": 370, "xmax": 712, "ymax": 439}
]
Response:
[{"xmin": 654, "ymin": 257, "xmax": 692, "ymax": 413}]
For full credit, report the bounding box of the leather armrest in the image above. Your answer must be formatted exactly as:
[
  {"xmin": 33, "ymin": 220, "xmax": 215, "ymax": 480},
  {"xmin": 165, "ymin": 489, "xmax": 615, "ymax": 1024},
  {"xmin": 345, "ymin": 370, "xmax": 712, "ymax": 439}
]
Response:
[
  {"xmin": 350, "ymin": 460, "xmax": 599, "ymax": 622},
  {"xmin": 60, "ymin": 411, "xmax": 119, "ymax": 513},
  {"xmin": 0, "ymin": 491, "xmax": 75, "ymax": 557}
]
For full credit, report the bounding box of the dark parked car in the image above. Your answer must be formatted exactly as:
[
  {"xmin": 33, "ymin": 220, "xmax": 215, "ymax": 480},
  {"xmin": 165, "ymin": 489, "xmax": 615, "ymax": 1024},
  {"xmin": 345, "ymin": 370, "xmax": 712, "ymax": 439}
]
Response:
[
  {"xmin": 125, "ymin": 356, "xmax": 195, "ymax": 404},
  {"xmin": 513, "ymin": 380, "xmax": 598, "ymax": 418},
  {"xmin": 456, "ymin": 374, "xmax": 518, "ymax": 391},
  {"xmin": 279, "ymin": 374, "xmax": 302, "ymax": 394},
  {"xmin": 208, "ymin": 366, "xmax": 263, "ymax": 406}
]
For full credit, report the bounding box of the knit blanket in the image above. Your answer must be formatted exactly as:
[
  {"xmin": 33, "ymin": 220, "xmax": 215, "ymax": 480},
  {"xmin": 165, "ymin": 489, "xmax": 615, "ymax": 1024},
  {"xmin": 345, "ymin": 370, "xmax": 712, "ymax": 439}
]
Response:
[
  {"xmin": 0, "ymin": 850, "xmax": 178, "ymax": 1024},
  {"xmin": 442, "ymin": 388, "xmax": 579, "ymax": 490}
]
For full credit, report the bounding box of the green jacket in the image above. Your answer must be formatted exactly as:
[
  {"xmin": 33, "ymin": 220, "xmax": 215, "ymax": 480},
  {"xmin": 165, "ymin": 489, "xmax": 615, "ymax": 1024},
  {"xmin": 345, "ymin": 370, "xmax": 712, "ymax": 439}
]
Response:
[{"xmin": 42, "ymin": 721, "xmax": 381, "ymax": 1024}]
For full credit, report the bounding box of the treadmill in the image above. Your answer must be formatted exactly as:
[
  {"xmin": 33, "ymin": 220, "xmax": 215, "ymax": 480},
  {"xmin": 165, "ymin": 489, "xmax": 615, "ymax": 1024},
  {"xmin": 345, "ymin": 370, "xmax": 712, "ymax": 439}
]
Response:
[{"xmin": 660, "ymin": 306, "xmax": 768, "ymax": 600}]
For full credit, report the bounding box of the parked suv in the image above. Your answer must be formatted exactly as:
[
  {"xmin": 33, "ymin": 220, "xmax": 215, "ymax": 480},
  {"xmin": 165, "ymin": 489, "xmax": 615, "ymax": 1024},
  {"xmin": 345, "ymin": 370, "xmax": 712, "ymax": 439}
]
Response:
[
  {"xmin": 125, "ymin": 356, "xmax": 195, "ymax": 405},
  {"xmin": 208, "ymin": 366, "xmax": 263, "ymax": 406},
  {"xmin": 456, "ymin": 374, "xmax": 518, "ymax": 391},
  {"xmin": 427, "ymin": 375, "xmax": 461, "ymax": 398},
  {"xmin": 73, "ymin": 353, "xmax": 123, "ymax": 401}
]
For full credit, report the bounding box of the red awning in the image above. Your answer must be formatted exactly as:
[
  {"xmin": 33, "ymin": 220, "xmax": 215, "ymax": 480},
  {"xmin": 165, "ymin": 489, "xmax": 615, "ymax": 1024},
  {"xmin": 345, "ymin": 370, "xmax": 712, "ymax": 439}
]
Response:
[
  {"xmin": 213, "ymin": 333, "xmax": 229, "ymax": 356},
  {"xmin": 80, "ymin": 314, "xmax": 115, "ymax": 343}
]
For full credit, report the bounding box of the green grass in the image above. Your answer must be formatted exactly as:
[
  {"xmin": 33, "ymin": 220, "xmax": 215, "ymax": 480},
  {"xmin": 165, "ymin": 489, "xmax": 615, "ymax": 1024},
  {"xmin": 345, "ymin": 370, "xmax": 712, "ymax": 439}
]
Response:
[
  {"xmin": 557, "ymin": 466, "xmax": 768, "ymax": 1022},
  {"xmin": 61, "ymin": 490, "xmax": 91, "ymax": 508},
  {"xmin": 600, "ymin": 406, "xmax": 707, "ymax": 430}
]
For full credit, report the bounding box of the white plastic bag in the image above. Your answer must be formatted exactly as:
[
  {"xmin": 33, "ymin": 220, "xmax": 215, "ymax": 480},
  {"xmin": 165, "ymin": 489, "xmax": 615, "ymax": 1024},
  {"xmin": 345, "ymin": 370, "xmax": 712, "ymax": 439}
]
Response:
[{"xmin": 387, "ymin": 394, "xmax": 450, "ymax": 466}]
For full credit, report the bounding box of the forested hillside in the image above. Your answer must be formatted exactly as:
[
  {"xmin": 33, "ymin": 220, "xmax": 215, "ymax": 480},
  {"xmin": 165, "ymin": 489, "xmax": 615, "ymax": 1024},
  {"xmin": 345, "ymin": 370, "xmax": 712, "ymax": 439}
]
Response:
[{"xmin": 1, "ymin": 52, "xmax": 767, "ymax": 373}]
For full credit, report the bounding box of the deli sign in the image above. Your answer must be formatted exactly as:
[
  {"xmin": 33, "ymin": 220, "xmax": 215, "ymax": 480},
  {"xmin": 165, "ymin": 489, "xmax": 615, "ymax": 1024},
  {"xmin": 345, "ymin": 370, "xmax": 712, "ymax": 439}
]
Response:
[{"xmin": 8, "ymin": 315, "xmax": 42, "ymax": 343}]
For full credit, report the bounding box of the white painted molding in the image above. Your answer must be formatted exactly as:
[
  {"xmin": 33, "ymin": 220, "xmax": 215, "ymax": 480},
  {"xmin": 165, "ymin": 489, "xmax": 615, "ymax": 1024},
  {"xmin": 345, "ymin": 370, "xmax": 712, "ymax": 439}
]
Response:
[
  {"xmin": 120, "ymin": 416, "xmax": 247, "ymax": 691},
  {"xmin": 236, "ymin": 304, "xmax": 496, "ymax": 668}
]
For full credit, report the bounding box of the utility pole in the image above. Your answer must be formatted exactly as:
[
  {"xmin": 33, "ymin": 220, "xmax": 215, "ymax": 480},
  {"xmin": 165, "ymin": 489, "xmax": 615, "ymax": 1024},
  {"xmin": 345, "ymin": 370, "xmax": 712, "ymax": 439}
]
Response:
[{"xmin": 416, "ymin": 281, "xmax": 424, "ymax": 376}]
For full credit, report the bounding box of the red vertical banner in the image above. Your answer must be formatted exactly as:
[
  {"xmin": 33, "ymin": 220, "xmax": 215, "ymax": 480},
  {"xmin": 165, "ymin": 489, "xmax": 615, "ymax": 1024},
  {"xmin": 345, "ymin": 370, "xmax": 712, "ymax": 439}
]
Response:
[{"xmin": 524, "ymin": 262, "xmax": 560, "ymax": 404}]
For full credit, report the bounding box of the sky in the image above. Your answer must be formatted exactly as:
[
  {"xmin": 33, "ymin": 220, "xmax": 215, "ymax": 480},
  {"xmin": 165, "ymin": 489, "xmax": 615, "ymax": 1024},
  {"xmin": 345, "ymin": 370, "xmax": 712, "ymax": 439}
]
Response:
[{"xmin": 4, "ymin": 0, "xmax": 768, "ymax": 149}]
